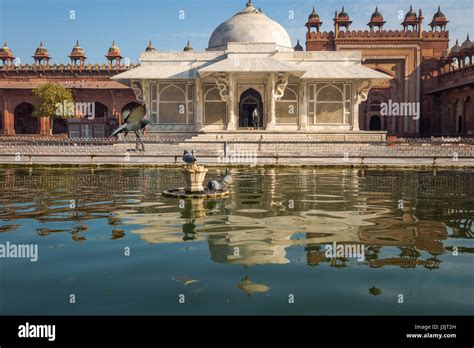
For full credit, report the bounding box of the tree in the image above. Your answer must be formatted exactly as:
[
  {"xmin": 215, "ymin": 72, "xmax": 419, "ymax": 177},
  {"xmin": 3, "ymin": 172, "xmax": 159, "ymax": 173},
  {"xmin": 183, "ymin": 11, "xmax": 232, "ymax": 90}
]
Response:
[{"xmin": 32, "ymin": 82, "xmax": 75, "ymax": 134}]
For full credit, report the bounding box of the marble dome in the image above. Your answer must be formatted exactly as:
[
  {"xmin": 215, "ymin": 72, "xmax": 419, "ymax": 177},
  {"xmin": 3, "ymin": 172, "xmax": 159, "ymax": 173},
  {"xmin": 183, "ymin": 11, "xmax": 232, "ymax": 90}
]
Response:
[{"xmin": 207, "ymin": 1, "xmax": 292, "ymax": 50}]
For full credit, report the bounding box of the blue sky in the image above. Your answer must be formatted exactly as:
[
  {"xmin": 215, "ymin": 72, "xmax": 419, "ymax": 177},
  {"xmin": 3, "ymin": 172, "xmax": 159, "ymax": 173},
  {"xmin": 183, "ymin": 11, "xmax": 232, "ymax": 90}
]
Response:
[{"xmin": 0, "ymin": 0, "xmax": 472, "ymax": 65}]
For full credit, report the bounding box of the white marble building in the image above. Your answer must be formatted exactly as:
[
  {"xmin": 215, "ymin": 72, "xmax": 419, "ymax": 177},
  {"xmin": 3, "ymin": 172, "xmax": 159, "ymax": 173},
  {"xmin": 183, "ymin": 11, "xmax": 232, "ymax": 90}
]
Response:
[{"xmin": 113, "ymin": 1, "xmax": 391, "ymax": 133}]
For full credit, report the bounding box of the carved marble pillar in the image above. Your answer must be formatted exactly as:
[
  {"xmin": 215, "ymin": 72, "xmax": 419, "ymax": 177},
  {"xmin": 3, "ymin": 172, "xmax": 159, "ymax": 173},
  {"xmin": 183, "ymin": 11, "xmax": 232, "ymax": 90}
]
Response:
[
  {"xmin": 267, "ymin": 73, "xmax": 289, "ymax": 131},
  {"xmin": 227, "ymin": 73, "xmax": 237, "ymax": 130},
  {"xmin": 353, "ymin": 80, "xmax": 371, "ymax": 132},
  {"xmin": 267, "ymin": 73, "xmax": 277, "ymax": 130},
  {"xmin": 195, "ymin": 79, "xmax": 203, "ymax": 131},
  {"xmin": 299, "ymin": 80, "xmax": 308, "ymax": 131},
  {"xmin": 142, "ymin": 81, "xmax": 151, "ymax": 120}
]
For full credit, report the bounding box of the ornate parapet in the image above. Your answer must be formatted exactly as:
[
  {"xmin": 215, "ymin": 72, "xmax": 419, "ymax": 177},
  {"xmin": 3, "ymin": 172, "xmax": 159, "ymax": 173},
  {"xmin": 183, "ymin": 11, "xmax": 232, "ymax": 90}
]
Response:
[
  {"xmin": 306, "ymin": 31, "xmax": 334, "ymax": 40},
  {"xmin": 0, "ymin": 63, "xmax": 136, "ymax": 73},
  {"xmin": 338, "ymin": 29, "xmax": 420, "ymax": 39}
]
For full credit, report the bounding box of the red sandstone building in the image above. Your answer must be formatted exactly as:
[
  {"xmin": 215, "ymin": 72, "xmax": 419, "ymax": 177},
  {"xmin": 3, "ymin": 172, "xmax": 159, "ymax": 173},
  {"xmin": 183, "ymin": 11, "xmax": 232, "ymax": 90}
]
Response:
[
  {"xmin": 0, "ymin": 41, "xmax": 139, "ymax": 136},
  {"xmin": 0, "ymin": 5, "xmax": 472, "ymax": 137},
  {"xmin": 304, "ymin": 5, "xmax": 473, "ymax": 136}
]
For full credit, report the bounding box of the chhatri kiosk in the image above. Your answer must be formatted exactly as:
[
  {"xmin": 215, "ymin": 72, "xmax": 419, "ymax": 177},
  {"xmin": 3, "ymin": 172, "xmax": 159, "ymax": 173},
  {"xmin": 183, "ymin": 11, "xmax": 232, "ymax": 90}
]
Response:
[{"xmin": 113, "ymin": 1, "xmax": 391, "ymax": 135}]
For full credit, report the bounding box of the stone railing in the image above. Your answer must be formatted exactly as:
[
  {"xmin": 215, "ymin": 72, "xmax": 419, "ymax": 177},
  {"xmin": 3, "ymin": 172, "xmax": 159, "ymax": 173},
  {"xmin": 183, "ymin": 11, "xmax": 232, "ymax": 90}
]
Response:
[{"xmin": 395, "ymin": 136, "xmax": 474, "ymax": 144}]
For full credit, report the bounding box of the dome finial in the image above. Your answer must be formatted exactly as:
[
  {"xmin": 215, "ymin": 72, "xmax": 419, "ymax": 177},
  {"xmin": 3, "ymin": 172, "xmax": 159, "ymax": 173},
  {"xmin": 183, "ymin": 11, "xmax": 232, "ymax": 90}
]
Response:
[
  {"xmin": 294, "ymin": 39, "xmax": 304, "ymax": 51},
  {"xmin": 146, "ymin": 40, "xmax": 156, "ymax": 52},
  {"xmin": 184, "ymin": 40, "xmax": 193, "ymax": 51}
]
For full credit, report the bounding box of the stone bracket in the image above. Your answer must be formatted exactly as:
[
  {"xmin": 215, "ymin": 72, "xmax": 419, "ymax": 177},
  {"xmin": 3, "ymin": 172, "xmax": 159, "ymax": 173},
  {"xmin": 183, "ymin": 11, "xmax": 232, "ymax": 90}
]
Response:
[
  {"xmin": 131, "ymin": 80, "xmax": 144, "ymax": 103},
  {"xmin": 215, "ymin": 74, "xmax": 229, "ymax": 102},
  {"xmin": 356, "ymin": 79, "xmax": 371, "ymax": 104},
  {"xmin": 274, "ymin": 73, "xmax": 289, "ymax": 101}
]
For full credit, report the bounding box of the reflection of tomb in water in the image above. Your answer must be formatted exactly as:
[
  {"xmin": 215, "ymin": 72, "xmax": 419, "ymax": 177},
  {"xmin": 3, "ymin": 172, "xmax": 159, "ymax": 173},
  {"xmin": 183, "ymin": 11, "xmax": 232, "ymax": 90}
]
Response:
[
  {"xmin": 119, "ymin": 199, "xmax": 452, "ymax": 268},
  {"xmin": 2, "ymin": 168, "xmax": 466, "ymax": 268},
  {"xmin": 305, "ymin": 210, "xmax": 449, "ymax": 269}
]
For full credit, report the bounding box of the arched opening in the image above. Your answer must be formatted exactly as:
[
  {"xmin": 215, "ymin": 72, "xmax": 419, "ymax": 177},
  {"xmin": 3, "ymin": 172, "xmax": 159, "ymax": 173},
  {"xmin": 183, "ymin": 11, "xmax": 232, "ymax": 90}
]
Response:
[
  {"xmin": 53, "ymin": 118, "xmax": 68, "ymax": 134},
  {"xmin": 239, "ymin": 88, "xmax": 263, "ymax": 128},
  {"xmin": 315, "ymin": 83, "xmax": 344, "ymax": 124},
  {"xmin": 369, "ymin": 115, "xmax": 381, "ymax": 131},
  {"xmin": 276, "ymin": 85, "xmax": 298, "ymax": 124},
  {"xmin": 369, "ymin": 99, "xmax": 386, "ymax": 131},
  {"xmin": 14, "ymin": 102, "xmax": 38, "ymax": 134},
  {"xmin": 155, "ymin": 83, "xmax": 193, "ymax": 124},
  {"xmin": 204, "ymin": 86, "xmax": 226, "ymax": 125},
  {"xmin": 94, "ymin": 102, "xmax": 108, "ymax": 119}
]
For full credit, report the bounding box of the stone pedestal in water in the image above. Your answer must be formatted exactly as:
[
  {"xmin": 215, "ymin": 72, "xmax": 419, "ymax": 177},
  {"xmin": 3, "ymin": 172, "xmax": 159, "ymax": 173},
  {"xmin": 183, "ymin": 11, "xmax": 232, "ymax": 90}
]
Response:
[{"xmin": 182, "ymin": 165, "xmax": 208, "ymax": 193}]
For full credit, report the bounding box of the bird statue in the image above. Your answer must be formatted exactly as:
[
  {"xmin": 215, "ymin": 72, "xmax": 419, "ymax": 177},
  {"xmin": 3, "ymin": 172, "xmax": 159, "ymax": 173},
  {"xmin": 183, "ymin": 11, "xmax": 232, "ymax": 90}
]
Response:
[
  {"xmin": 182, "ymin": 150, "xmax": 197, "ymax": 166},
  {"xmin": 217, "ymin": 168, "xmax": 233, "ymax": 188},
  {"xmin": 110, "ymin": 105, "xmax": 150, "ymax": 151}
]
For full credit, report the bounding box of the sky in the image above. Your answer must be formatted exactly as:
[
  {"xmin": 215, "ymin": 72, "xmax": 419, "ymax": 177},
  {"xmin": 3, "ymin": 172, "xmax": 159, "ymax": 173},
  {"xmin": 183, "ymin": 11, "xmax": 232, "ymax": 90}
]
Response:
[{"xmin": 0, "ymin": 0, "xmax": 472, "ymax": 65}]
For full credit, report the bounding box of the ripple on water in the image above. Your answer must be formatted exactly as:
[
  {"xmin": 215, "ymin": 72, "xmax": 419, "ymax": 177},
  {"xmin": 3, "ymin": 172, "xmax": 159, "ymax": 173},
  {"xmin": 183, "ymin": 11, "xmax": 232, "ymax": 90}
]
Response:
[
  {"xmin": 235, "ymin": 209, "xmax": 269, "ymax": 213},
  {"xmin": 0, "ymin": 224, "xmax": 20, "ymax": 233}
]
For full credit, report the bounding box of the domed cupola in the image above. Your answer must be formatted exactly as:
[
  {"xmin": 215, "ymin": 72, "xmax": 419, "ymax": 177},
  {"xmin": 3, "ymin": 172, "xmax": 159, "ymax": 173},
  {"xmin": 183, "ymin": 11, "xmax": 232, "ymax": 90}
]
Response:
[
  {"xmin": 0, "ymin": 42, "xmax": 15, "ymax": 67},
  {"xmin": 69, "ymin": 40, "xmax": 87, "ymax": 67},
  {"xmin": 429, "ymin": 6, "xmax": 449, "ymax": 31},
  {"xmin": 401, "ymin": 5, "xmax": 419, "ymax": 31},
  {"xmin": 334, "ymin": 6, "xmax": 352, "ymax": 32},
  {"xmin": 207, "ymin": 0, "xmax": 292, "ymax": 50},
  {"xmin": 368, "ymin": 7, "xmax": 386, "ymax": 31},
  {"xmin": 461, "ymin": 34, "xmax": 471, "ymax": 51},
  {"xmin": 450, "ymin": 39, "xmax": 461, "ymax": 56},
  {"xmin": 32, "ymin": 42, "xmax": 51, "ymax": 66},
  {"xmin": 306, "ymin": 5, "xmax": 323, "ymax": 33},
  {"xmin": 105, "ymin": 41, "xmax": 123, "ymax": 69}
]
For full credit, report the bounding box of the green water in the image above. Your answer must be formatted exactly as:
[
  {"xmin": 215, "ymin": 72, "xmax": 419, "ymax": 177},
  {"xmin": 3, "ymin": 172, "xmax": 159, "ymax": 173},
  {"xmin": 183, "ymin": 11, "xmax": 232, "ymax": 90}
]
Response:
[{"xmin": 0, "ymin": 167, "xmax": 473, "ymax": 315}]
